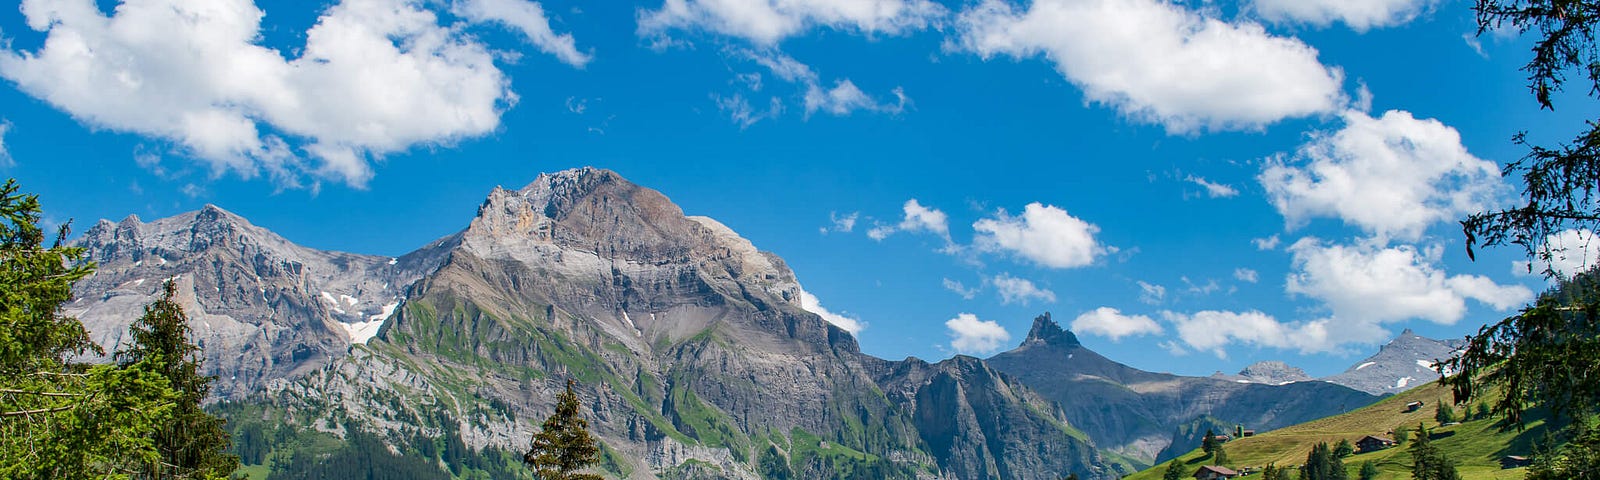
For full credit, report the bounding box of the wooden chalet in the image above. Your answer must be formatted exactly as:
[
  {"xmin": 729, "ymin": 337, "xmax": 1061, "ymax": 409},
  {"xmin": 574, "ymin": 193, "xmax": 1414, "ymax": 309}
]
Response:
[
  {"xmin": 1502, "ymin": 456, "xmax": 1531, "ymax": 469},
  {"xmin": 1193, "ymin": 465, "xmax": 1240, "ymax": 480},
  {"xmin": 1356, "ymin": 435, "xmax": 1397, "ymax": 453}
]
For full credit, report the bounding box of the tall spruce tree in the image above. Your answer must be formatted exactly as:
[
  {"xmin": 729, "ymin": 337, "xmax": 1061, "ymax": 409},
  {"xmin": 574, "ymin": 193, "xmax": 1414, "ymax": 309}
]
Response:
[
  {"xmin": 1202, "ymin": 429, "xmax": 1219, "ymax": 455},
  {"xmin": 0, "ymin": 179, "xmax": 180, "ymax": 479},
  {"xmin": 116, "ymin": 281, "xmax": 238, "ymax": 478},
  {"xmin": 525, "ymin": 379, "xmax": 602, "ymax": 480},
  {"xmin": 1408, "ymin": 423, "xmax": 1461, "ymax": 480},
  {"xmin": 1451, "ymin": 1, "xmax": 1600, "ymax": 475}
]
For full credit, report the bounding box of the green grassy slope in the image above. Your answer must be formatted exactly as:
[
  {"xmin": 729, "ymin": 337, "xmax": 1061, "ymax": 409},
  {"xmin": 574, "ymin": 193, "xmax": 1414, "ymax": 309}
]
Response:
[{"xmin": 1122, "ymin": 380, "xmax": 1547, "ymax": 480}]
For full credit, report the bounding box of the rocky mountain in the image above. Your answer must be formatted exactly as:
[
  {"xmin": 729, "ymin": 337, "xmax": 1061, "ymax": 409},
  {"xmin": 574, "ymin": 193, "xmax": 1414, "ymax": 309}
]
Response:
[
  {"xmin": 69, "ymin": 168, "xmax": 1117, "ymax": 479},
  {"xmin": 65, "ymin": 205, "xmax": 457, "ymax": 398},
  {"xmin": 1322, "ymin": 329, "xmax": 1465, "ymax": 396},
  {"xmin": 1210, "ymin": 361, "xmax": 1314, "ymax": 386},
  {"xmin": 986, "ymin": 316, "xmax": 1378, "ymax": 465}
]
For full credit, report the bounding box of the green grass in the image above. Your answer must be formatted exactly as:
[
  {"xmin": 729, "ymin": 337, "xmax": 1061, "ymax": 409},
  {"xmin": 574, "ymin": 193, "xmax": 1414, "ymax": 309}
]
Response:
[
  {"xmin": 1124, "ymin": 380, "xmax": 1544, "ymax": 480},
  {"xmin": 235, "ymin": 464, "xmax": 270, "ymax": 479}
]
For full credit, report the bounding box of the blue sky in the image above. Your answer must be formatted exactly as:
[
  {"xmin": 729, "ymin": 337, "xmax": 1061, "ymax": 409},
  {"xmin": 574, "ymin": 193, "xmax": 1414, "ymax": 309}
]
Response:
[{"xmin": 1, "ymin": 0, "xmax": 1592, "ymax": 377}]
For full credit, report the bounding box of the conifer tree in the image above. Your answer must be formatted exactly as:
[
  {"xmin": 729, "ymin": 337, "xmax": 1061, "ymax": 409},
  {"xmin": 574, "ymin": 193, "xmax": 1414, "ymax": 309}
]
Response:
[
  {"xmin": 1266, "ymin": 463, "xmax": 1296, "ymax": 480},
  {"xmin": 1213, "ymin": 443, "xmax": 1229, "ymax": 467},
  {"xmin": 1408, "ymin": 423, "xmax": 1461, "ymax": 480},
  {"xmin": 1433, "ymin": 401, "xmax": 1456, "ymax": 424},
  {"xmin": 1161, "ymin": 459, "xmax": 1185, "ymax": 480},
  {"xmin": 1359, "ymin": 461, "xmax": 1380, "ymax": 480},
  {"xmin": 1334, "ymin": 439, "xmax": 1355, "ymax": 458},
  {"xmin": 0, "ymin": 179, "xmax": 181, "ymax": 479},
  {"xmin": 1299, "ymin": 442, "xmax": 1347, "ymax": 480},
  {"xmin": 116, "ymin": 281, "xmax": 239, "ymax": 478},
  {"xmin": 1202, "ymin": 429, "xmax": 1219, "ymax": 455},
  {"xmin": 525, "ymin": 379, "xmax": 602, "ymax": 480}
]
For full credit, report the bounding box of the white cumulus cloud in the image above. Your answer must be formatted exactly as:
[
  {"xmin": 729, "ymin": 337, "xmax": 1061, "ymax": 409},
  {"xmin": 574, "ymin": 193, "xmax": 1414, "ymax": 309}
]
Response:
[
  {"xmin": 1286, "ymin": 238, "xmax": 1531, "ymax": 345},
  {"xmin": 953, "ymin": 0, "xmax": 1345, "ymax": 133},
  {"xmin": 1072, "ymin": 307, "xmax": 1161, "ymax": 341},
  {"xmin": 1161, "ymin": 238, "xmax": 1533, "ymax": 356},
  {"xmin": 869, "ymin": 199, "xmax": 951, "ymax": 241},
  {"xmin": 992, "ymin": 273, "xmax": 1056, "ymax": 305},
  {"xmin": 799, "ymin": 289, "xmax": 865, "ymax": 335},
  {"xmin": 1234, "ymin": 268, "xmax": 1259, "ymax": 283},
  {"xmin": 946, "ymin": 313, "xmax": 1011, "ymax": 354},
  {"xmin": 1163, "ymin": 309, "xmax": 1326, "ymax": 357},
  {"xmin": 637, "ymin": 0, "xmax": 946, "ymax": 46},
  {"xmin": 0, "ymin": 0, "xmax": 583, "ymax": 188},
  {"xmin": 973, "ymin": 202, "xmax": 1103, "ymax": 269},
  {"xmin": 1252, "ymin": 0, "xmax": 1437, "ymax": 32},
  {"xmin": 1260, "ymin": 110, "xmax": 1506, "ymax": 242}
]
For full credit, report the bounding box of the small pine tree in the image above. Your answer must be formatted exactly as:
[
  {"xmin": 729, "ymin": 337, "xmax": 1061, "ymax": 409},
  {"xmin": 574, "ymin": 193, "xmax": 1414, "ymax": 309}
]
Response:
[
  {"xmin": 1434, "ymin": 401, "xmax": 1457, "ymax": 424},
  {"xmin": 1162, "ymin": 460, "xmax": 1185, "ymax": 480},
  {"xmin": 1409, "ymin": 423, "xmax": 1462, "ymax": 480},
  {"xmin": 116, "ymin": 281, "xmax": 239, "ymax": 478},
  {"xmin": 1473, "ymin": 402, "xmax": 1490, "ymax": 420},
  {"xmin": 1394, "ymin": 425, "xmax": 1410, "ymax": 445},
  {"xmin": 1202, "ymin": 429, "xmax": 1219, "ymax": 455},
  {"xmin": 1213, "ymin": 443, "xmax": 1230, "ymax": 467},
  {"xmin": 525, "ymin": 379, "xmax": 603, "ymax": 480},
  {"xmin": 1279, "ymin": 465, "xmax": 1296, "ymax": 480},
  {"xmin": 1359, "ymin": 461, "xmax": 1380, "ymax": 480},
  {"xmin": 1300, "ymin": 442, "xmax": 1348, "ymax": 480},
  {"xmin": 1334, "ymin": 439, "xmax": 1355, "ymax": 458}
]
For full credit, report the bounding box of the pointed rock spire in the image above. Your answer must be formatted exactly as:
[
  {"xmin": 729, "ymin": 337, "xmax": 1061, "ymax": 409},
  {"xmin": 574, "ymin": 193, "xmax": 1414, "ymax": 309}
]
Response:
[{"xmin": 1023, "ymin": 313, "xmax": 1080, "ymax": 348}]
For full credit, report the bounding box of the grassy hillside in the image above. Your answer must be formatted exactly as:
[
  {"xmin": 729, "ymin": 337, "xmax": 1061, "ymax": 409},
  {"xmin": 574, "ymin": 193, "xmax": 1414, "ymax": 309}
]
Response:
[{"xmin": 1122, "ymin": 380, "xmax": 1547, "ymax": 480}]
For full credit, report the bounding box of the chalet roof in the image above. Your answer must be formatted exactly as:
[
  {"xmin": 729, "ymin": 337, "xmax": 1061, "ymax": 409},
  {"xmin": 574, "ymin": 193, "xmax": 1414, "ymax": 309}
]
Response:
[
  {"xmin": 1358, "ymin": 435, "xmax": 1396, "ymax": 444},
  {"xmin": 1195, "ymin": 465, "xmax": 1239, "ymax": 476}
]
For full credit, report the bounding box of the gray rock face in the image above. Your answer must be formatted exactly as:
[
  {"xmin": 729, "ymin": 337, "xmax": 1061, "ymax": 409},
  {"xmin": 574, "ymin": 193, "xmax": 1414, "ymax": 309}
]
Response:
[
  {"xmin": 1322, "ymin": 329, "xmax": 1465, "ymax": 395},
  {"xmin": 69, "ymin": 167, "xmax": 1114, "ymax": 479},
  {"xmin": 986, "ymin": 314, "xmax": 1378, "ymax": 465},
  {"xmin": 869, "ymin": 355, "xmax": 1115, "ymax": 479},
  {"xmin": 1211, "ymin": 361, "xmax": 1314, "ymax": 386},
  {"xmin": 66, "ymin": 205, "xmax": 455, "ymax": 399}
]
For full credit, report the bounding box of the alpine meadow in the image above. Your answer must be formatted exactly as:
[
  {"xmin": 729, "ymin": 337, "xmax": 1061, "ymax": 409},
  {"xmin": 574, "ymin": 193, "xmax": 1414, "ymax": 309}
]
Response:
[{"xmin": 4, "ymin": 0, "xmax": 1600, "ymax": 479}]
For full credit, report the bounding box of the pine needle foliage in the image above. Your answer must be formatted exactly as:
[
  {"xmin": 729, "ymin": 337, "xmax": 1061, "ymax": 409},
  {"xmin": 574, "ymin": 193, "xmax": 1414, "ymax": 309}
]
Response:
[
  {"xmin": 117, "ymin": 281, "xmax": 239, "ymax": 478},
  {"xmin": 525, "ymin": 379, "xmax": 603, "ymax": 480},
  {"xmin": 0, "ymin": 179, "xmax": 178, "ymax": 479}
]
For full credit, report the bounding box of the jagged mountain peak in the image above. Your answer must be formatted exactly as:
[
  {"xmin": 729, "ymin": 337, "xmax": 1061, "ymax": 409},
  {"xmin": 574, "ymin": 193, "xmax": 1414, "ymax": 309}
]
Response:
[
  {"xmin": 1214, "ymin": 360, "xmax": 1313, "ymax": 385},
  {"xmin": 459, "ymin": 167, "xmax": 801, "ymax": 310},
  {"xmin": 1322, "ymin": 329, "xmax": 1465, "ymax": 395},
  {"xmin": 1024, "ymin": 312, "xmax": 1081, "ymax": 348}
]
